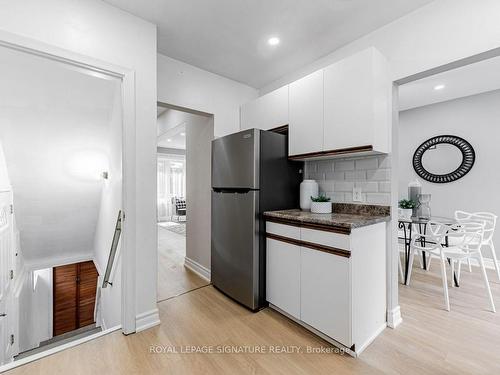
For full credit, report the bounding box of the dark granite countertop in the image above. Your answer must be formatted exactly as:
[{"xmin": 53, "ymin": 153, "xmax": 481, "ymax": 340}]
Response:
[{"xmin": 263, "ymin": 203, "xmax": 390, "ymax": 231}]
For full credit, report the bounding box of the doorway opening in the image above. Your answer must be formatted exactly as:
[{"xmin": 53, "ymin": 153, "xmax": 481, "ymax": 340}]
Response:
[
  {"xmin": 156, "ymin": 103, "xmax": 213, "ymax": 302},
  {"xmin": 393, "ymin": 49, "xmax": 500, "ymax": 335},
  {"xmin": 0, "ymin": 43, "xmax": 124, "ymax": 366}
]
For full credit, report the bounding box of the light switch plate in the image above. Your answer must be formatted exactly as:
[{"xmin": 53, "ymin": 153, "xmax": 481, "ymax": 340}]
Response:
[{"xmin": 353, "ymin": 187, "xmax": 363, "ymax": 202}]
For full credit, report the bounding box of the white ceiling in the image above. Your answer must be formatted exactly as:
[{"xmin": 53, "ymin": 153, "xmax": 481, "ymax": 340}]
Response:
[
  {"xmin": 399, "ymin": 55, "xmax": 500, "ymax": 111},
  {"xmin": 104, "ymin": 0, "xmax": 433, "ymax": 88},
  {"xmin": 0, "ymin": 46, "xmax": 119, "ymax": 264}
]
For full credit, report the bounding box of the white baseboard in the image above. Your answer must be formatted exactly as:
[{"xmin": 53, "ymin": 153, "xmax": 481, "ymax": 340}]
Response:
[
  {"xmin": 387, "ymin": 305, "xmax": 402, "ymax": 329},
  {"xmin": 136, "ymin": 308, "xmax": 161, "ymax": 333},
  {"xmin": 356, "ymin": 323, "xmax": 387, "ymax": 355},
  {"xmin": 184, "ymin": 257, "xmax": 211, "ymax": 282}
]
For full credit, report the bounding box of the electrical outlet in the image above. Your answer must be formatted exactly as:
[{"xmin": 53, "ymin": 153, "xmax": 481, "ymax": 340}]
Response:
[{"xmin": 353, "ymin": 187, "xmax": 363, "ymax": 202}]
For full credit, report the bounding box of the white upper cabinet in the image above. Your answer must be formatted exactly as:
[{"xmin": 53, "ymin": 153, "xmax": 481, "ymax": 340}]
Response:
[
  {"xmin": 289, "ymin": 70, "xmax": 324, "ymax": 156},
  {"xmin": 240, "ymin": 85, "xmax": 289, "ymax": 130},
  {"xmin": 239, "ymin": 47, "xmax": 391, "ymax": 158},
  {"xmin": 323, "ymin": 48, "xmax": 391, "ymax": 153}
]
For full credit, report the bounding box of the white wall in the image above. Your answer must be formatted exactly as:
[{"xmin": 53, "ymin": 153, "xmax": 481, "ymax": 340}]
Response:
[
  {"xmin": 93, "ymin": 85, "xmax": 123, "ymax": 330},
  {"xmin": 0, "ymin": 47, "xmax": 119, "ymax": 266},
  {"xmin": 16, "ymin": 271, "xmax": 34, "ymax": 353},
  {"xmin": 399, "ymin": 89, "xmax": 500, "ymax": 257},
  {"xmin": 185, "ymin": 115, "xmax": 214, "ymax": 271},
  {"xmin": 32, "ymin": 269, "xmax": 52, "ymax": 344},
  {"xmin": 157, "ymin": 54, "xmax": 258, "ymax": 137},
  {"xmin": 260, "ymin": 0, "xmax": 500, "ymax": 94},
  {"xmin": 0, "ymin": 142, "xmax": 10, "ymax": 191},
  {"xmin": 16, "ymin": 268, "xmax": 52, "ymax": 354},
  {"xmin": 0, "ymin": 0, "xmax": 158, "ymax": 328}
]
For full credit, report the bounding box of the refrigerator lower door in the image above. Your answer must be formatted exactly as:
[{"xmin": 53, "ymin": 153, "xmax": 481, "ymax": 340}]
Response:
[{"xmin": 211, "ymin": 190, "xmax": 260, "ymax": 310}]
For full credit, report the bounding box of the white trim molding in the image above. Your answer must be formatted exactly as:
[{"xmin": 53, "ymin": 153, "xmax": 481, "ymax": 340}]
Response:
[
  {"xmin": 24, "ymin": 253, "xmax": 93, "ymax": 272},
  {"xmin": 387, "ymin": 305, "xmax": 402, "ymax": 329},
  {"xmin": 0, "ymin": 325, "xmax": 121, "ymax": 373},
  {"xmin": 0, "ymin": 28, "xmax": 138, "ymax": 336},
  {"xmin": 184, "ymin": 257, "xmax": 211, "ymax": 282},
  {"xmin": 136, "ymin": 309, "xmax": 160, "ymax": 333},
  {"xmin": 356, "ymin": 323, "xmax": 387, "ymax": 355}
]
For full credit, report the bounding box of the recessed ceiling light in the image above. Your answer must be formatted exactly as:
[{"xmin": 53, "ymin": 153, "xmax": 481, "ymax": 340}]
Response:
[
  {"xmin": 167, "ymin": 138, "xmax": 172, "ymax": 142},
  {"xmin": 434, "ymin": 84, "xmax": 445, "ymax": 91},
  {"xmin": 180, "ymin": 132, "xmax": 185, "ymax": 136},
  {"xmin": 268, "ymin": 37, "xmax": 280, "ymax": 46}
]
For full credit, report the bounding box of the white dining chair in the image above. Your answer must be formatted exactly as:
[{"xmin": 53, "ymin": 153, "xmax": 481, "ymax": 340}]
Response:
[
  {"xmin": 406, "ymin": 221, "xmax": 495, "ymax": 312},
  {"xmin": 455, "ymin": 211, "xmax": 500, "ymax": 281}
]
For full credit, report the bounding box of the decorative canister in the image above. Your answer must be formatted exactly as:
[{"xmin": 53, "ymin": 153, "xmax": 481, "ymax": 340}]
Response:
[
  {"xmin": 408, "ymin": 180, "xmax": 422, "ymax": 217},
  {"xmin": 300, "ymin": 180, "xmax": 318, "ymax": 210}
]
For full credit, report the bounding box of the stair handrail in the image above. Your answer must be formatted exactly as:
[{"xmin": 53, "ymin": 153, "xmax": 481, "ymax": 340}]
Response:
[{"xmin": 102, "ymin": 210, "xmax": 122, "ymax": 288}]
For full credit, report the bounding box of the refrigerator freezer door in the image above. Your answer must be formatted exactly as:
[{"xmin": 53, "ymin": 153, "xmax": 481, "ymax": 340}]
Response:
[
  {"xmin": 211, "ymin": 190, "xmax": 260, "ymax": 310},
  {"xmin": 212, "ymin": 129, "xmax": 260, "ymax": 189}
]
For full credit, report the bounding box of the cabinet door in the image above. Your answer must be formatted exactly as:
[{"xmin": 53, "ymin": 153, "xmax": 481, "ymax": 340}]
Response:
[
  {"xmin": 300, "ymin": 247, "xmax": 351, "ymax": 347},
  {"xmin": 241, "ymin": 86, "xmax": 288, "ymax": 130},
  {"xmin": 266, "ymin": 238, "xmax": 301, "ymax": 319},
  {"xmin": 323, "ymin": 48, "xmax": 390, "ymax": 152},
  {"xmin": 289, "ymin": 70, "xmax": 324, "ymax": 156}
]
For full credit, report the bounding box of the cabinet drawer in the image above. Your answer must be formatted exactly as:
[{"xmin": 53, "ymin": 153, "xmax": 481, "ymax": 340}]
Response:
[
  {"xmin": 266, "ymin": 222, "xmax": 300, "ymax": 240},
  {"xmin": 300, "ymin": 227, "xmax": 350, "ymax": 250},
  {"xmin": 266, "ymin": 238, "xmax": 301, "ymax": 319}
]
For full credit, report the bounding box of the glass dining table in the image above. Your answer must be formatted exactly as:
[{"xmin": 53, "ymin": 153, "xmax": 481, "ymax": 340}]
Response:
[{"xmin": 398, "ymin": 216, "xmax": 459, "ymax": 287}]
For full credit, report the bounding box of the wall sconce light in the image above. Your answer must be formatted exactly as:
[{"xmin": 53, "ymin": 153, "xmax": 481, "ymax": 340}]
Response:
[{"xmin": 102, "ymin": 171, "xmax": 109, "ymax": 179}]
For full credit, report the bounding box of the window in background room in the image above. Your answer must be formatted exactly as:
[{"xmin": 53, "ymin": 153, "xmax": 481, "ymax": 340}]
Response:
[{"xmin": 157, "ymin": 155, "xmax": 186, "ymax": 222}]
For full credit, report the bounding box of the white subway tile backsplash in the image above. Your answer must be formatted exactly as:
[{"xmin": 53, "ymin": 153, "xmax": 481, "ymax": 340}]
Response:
[
  {"xmin": 318, "ymin": 180, "xmax": 334, "ymax": 192},
  {"xmin": 366, "ymin": 169, "xmax": 391, "ymax": 181},
  {"xmin": 345, "ymin": 170, "xmax": 367, "ymax": 180},
  {"xmin": 307, "ymin": 172, "xmax": 324, "ymax": 181},
  {"xmin": 317, "ymin": 160, "xmax": 333, "ymax": 173},
  {"xmin": 325, "ymin": 171, "xmax": 345, "ymax": 180},
  {"xmin": 305, "ymin": 154, "xmax": 391, "ymax": 206},
  {"xmin": 366, "ymin": 193, "xmax": 391, "ymax": 205},
  {"xmin": 334, "ymin": 181, "xmax": 354, "ymax": 192},
  {"xmin": 334, "ymin": 160, "xmax": 355, "ymax": 171},
  {"xmin": 378, "ymin": 181, "xmax": 391, "ymax": 193},
  {"xmin": 355, "ymin": 181, "xmax": 379, "ymax": 193},
  {"xmin": 326, "ymin": 192, "xmax": 344, "ymax": 203},
  {"xmin": 306, "ymin": 162, "xmax": 318, "ymax": 173},
  {"xmin": 355, "ymin": 157, "xmax": 378, "ymax": 170}
]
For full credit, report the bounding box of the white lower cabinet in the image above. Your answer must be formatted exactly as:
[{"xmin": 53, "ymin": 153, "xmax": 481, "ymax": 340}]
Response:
[
  {"xmin": 300, "ymin": 247, "xmax": 351, "ymax": 347},
  {"xmin": 266, "ymin": 238, "xmax": 301, "ymax": 319},
  {"xmin": 266, "ymin": 220, "xmax": 386, "ymax": 356}
]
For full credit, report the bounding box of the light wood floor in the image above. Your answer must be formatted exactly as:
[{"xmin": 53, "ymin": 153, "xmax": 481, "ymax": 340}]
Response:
[
  {"xmin": 9, "ymin": 259, "xmax": 500, "ymax": 374},
  {"xmin": 157, "ymin": 224, "xmax": 208, "ymax": 302}
]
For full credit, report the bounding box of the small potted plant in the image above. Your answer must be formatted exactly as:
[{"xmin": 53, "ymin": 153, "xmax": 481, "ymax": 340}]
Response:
[
  {"xmin": 398, "ymin": 199, "xmax": 416, "ymax": 220},
  {"xmin": 310, "ymin": 195, "xmax": 332, "ymax": 214}
]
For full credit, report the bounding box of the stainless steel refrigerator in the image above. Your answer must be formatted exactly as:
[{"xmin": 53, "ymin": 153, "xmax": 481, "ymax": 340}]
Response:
[{"xmin": 211, "ymin": 128, "xmax": 302, "ymax": 311}]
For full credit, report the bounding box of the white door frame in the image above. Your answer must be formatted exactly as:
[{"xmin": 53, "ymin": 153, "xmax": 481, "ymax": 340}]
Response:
[
  {"xmin": 0, "ymin": 29, "xmax": 137, "ymax": 335},
  {"xmin": 391, "ymin": 46, "xmax": 500, "ymax": 325}
]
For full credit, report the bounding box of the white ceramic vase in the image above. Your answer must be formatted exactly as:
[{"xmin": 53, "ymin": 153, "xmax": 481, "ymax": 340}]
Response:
[
  {"xmin": 310, "ymin": 201, "xmax": 332, "ymax": 214},
  {"xmin": 398, "ymin": 208, "xmax": 413, "ymax": 220},
  {"xmin": 300, "ymin": 179, "xmax": 318, "ymax": 210}
]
